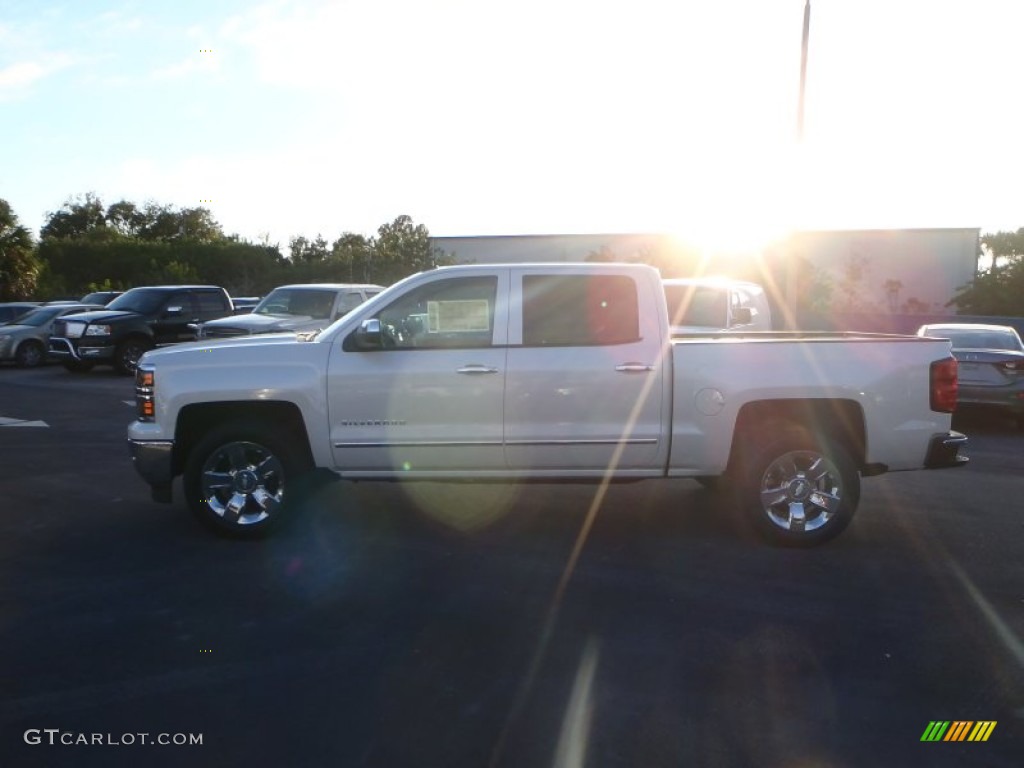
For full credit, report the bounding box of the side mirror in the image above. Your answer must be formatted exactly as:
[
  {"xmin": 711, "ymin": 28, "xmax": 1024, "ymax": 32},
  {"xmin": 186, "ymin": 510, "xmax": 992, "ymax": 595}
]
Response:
[
  {"xmin": 352, "ymin": 318, "xmax": 383, "ymax": 349},
  {"xmin": 731, "ymin": 307, "xmax": 753, "ymax": 326}
]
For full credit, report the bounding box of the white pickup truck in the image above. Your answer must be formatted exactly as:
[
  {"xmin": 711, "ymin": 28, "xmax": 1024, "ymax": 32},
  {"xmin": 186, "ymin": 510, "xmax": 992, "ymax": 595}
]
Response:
[{"xmin": 127, "ymin": 263, "xmax": 967, "ymax": 546}]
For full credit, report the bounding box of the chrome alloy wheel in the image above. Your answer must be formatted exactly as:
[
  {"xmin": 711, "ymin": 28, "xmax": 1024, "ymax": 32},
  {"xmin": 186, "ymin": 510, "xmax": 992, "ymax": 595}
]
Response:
[
  {"xmin": 757, "ymin": 450, "xmax": 844, "ymax": 533},
  {"xmin": 200, "ymin": 441, "xmax": 285, "ymax": 526},
  {"xmin": 118, "ymin": 341, "xmax": 148, "ymax": 374}
]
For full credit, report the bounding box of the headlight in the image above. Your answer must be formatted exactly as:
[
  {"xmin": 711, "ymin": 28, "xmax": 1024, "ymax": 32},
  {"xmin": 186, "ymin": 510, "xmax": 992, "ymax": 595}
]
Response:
[
  {"xmin": 85, "ymin": 325, "xmax": 112, "ymax": 336},
  {"xmin": 135, "ymin": 364, "xmax": 156, "ymax": 421}
]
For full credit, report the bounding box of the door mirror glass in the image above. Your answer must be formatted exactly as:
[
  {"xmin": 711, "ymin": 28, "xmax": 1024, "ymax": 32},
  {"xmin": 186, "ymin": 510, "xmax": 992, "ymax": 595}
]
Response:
[{"xmin": 353, "ymin": 318, "xmax": 383, "ymax": 349}]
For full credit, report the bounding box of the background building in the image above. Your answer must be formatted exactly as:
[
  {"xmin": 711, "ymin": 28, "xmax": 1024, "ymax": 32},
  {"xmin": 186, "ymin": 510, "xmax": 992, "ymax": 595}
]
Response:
[{"xmin": 433, "ymin": 228, "xmax": 981, "ymax": 330}]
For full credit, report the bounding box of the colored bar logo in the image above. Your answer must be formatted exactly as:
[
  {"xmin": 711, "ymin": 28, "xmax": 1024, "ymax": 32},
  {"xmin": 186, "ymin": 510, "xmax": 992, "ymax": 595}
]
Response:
[{"xmin": 921, "ymin": 721, "xmax": 997, "ymax": 742}]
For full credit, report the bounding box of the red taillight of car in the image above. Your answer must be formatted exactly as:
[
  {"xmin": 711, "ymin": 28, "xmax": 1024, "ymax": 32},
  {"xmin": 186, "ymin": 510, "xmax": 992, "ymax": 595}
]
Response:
[{"xmin": 930, "ymin": 357, "xmax": 959, "ymax": 413}]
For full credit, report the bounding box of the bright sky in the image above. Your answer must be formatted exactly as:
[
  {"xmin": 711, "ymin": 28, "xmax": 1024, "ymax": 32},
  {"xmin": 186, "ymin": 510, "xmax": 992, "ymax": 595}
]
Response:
[{"xmin": 3, "ymin": 0, "xmax": 1022, "ymax": 253}]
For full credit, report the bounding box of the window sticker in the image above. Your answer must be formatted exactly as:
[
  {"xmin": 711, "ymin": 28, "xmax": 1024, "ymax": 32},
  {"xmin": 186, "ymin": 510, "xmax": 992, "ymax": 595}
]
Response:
[{"xmin": 426, "ymin": 300, "xmax": 490, "ymax": 333}]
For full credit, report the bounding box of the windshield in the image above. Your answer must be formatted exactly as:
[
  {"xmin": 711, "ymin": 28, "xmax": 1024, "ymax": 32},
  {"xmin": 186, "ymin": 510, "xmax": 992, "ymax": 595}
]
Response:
[
  {"xmin": 254, "ymin": 288, "xmax": 336, "ymax": 318},
  {"xmin": 934, "ymin": 328, "xmax": 1023, "ymax": 351},
  {"xmin": 106, "ymin": 288, "xmax": 169, "ymax": 315},
  {"xmin": 10, "ymin": 306, "xmax": 65, "ymax": 327},
  {"xmin": 664, "ymin": 285, "xmax": 729, "ymax": 328},
  {"xmin": 81, "ymin": 292, "xmax": 118, "ymax": 305}
]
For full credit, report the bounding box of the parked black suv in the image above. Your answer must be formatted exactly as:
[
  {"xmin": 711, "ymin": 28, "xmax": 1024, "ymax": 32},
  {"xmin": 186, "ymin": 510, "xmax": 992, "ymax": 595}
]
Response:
[{"xmin": 49, "ymin": 285, "xmax": 233, "ymax": 375}]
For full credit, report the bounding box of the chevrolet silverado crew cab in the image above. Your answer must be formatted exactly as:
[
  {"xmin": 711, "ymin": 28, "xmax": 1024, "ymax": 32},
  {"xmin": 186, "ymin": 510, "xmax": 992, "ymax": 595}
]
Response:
[
  {"xmin": 127, "ymin": 263, "xmax": 966, "ymax": 546},
  {"xmin": 196, "ymin": 283, "xmax": 383, "ymax": 338},
  {"xmin": 50, "ymin": 285, "xmax": 233, "ymax": 374}
]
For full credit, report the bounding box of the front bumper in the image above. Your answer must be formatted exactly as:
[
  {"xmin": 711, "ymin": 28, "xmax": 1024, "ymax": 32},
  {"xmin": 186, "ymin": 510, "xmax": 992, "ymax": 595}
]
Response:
[
  {"xmin": 924, "ymin": 430, "xmax": 969, "ymax": 469},
  {"xmin": 128, "ymin": 439, "xmax": 174, "ymax": 502},
  {"xmin": 49, "ymin": 337, "xmax": 116, "ymax": 362}
]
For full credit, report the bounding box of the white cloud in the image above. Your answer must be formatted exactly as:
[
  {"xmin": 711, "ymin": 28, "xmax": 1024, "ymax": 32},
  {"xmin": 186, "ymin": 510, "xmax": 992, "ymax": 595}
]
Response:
[
  {"xmin": 0, "ymin": 54, "xmax": 73, "ymax": 99},
  {"xmin": 0, "ymin": 61, "xmax": 47, "ymax": 89},
  {"xmin": 150, "ymin": 52, "xmax": 220, "ymax": 81}
]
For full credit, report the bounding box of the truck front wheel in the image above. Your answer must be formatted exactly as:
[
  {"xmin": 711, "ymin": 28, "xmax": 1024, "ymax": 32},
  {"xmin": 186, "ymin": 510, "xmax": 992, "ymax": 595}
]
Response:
[
  {"xmin": 735, "ymin": 428, "xmax": 859, "ymax": 547},
  {"xmin": 184, "ymin": 422, "xmax": 312, "ymax": 538},
  {"xmin": 114, "ymin": 338, "xmax": 152, "ymax": 375}
]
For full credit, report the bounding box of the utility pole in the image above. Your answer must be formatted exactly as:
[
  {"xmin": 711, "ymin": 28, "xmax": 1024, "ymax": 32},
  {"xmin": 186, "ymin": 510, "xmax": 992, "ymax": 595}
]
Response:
[
  {"xmin": 786, "ymin": 0, "xmax": 811, "ymax": 328},
  {"xmin": 797, "ymin": 0, "xmax": 811, "ymax": 142}
]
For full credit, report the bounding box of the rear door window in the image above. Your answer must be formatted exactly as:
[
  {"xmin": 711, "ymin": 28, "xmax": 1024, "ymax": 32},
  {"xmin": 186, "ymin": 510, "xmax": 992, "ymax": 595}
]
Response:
[{"xmin": 521, "ymin": 274, "xmax": 639, "ymax": 346}]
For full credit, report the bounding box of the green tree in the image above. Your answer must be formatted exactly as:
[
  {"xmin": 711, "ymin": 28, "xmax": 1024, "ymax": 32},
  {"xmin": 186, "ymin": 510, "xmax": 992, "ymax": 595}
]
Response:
[
  {"xmin": 369, "ymin": 215, "xmax": 450, "ymax": 284},
  {"xmin": 41, "ymin": 192, "xmax": 108, "ymax": 240},
  {"xmin": 949, "ymin": 259, "xmax": 1024, "ymax": 315},
  {"xmin": 330, "ymin": 233, "xmax": 372, "ymax": 282},
  {"xmin": 0, "ymin": 199, "xmax": 40, "ymax": 299},
  {"xmin": 134, "ymin": 203, "xmax": 223, "ymax": 242},
  {"xmin": 949, "ymin": 228, "xmax": 1024, "ymax": 316},
  {"xmin": 106, "ymin": 200, "xmax": 146, "ymax": 237},
  {"xmin": 290, "ymin": 234, "xmax": 330, "ymax": 265},
  {"xmin": 981, "ymin": 228, "xmax": 1024, "ymax": 271}
]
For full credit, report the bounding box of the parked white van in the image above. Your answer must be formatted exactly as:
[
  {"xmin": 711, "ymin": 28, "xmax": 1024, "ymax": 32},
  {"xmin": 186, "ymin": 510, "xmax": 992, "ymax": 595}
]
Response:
[{"xmin": 662, "ymin": 278, "xmax": 772, "ymax": 334}]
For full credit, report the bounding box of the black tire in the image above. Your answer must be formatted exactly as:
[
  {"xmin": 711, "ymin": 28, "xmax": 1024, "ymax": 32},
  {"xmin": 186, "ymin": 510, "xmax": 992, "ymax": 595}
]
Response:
[
  {"xmin": 184, "ymin": 421, "xmax": 312, "ymax": 538},
  {"xmin": 14, "ymin": 340, "xmax": 45, "ymax": 368},
  {"xmin": 733, "ymin": 427, "xmax": 860, "ymax": 547},
  {"xmin": 62, "ymin": 360, "xmax": 95, "ymax": 373},
  {"xmin": 114, "ymin": 338, "xmax": 152, "ymax": 375}
]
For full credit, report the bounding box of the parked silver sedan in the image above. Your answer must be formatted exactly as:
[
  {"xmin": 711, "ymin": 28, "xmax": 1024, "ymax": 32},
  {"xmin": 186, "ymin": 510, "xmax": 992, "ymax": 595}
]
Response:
[
  {"xmin": 917, "ymin": 323, "xmax": 1024, "ymax": 428},
  {"xmin": 0, "ymin": 304, "xmax": 104, "ymax": 367}
]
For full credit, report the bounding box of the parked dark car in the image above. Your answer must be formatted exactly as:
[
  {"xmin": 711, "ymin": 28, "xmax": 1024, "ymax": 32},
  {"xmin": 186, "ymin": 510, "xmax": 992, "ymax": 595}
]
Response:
[
  {"xmin": 917, "ymin": 322, "xmax": 1024, "ymax": 428},
  {"xmin": 49, "ymin": 285, "xmax": 233, "ymax": 375},
  {"xmin": 197, "ymin": 284, "xmax": 382, "ymax": 338},
  {"xmin": 229, "ymin": 296, "xmax": 261, "ymax": 314},
  {"xmin": 80, "ymin": 290, "xmax": 124, "ymax": 306},
  {"xmin": 0, "ymin": 302, "xmax": 42, "ymax": 325},
  {"xmin": 0, "ymin": 304, "xmax": 105, "ymax": 367}
]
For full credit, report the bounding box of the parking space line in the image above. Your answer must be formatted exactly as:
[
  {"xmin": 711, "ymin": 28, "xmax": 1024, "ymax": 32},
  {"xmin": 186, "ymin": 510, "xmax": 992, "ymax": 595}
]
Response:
[{"xmin": 0, "ymin": 416, "xmax": 49, "ymax": 428}]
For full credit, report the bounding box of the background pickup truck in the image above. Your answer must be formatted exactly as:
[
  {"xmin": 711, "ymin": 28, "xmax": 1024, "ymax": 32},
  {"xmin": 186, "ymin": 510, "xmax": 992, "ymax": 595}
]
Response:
[
  {"xmin": 195, "ymin": 283, "xmax": 383, "ymax": 338},
  {"xmin": 51, "ymin": 285, "xmax": 233, "ymax": 374},
  {"xmin": 128, "ymin": 263, "xmax": 967, "ymax": 546}
]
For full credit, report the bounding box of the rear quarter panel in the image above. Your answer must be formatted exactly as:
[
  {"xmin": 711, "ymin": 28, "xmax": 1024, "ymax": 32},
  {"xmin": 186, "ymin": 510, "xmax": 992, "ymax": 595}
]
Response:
[{"xmin": 668, "ymin": 335, "xmax": 954, "ymax": 474}]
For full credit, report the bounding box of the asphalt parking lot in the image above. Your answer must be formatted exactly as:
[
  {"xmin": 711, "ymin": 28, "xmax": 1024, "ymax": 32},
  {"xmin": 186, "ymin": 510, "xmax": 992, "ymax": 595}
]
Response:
[{"xmin": 1, "ymin": 364, "xmax": 1022, "ymax": 767}]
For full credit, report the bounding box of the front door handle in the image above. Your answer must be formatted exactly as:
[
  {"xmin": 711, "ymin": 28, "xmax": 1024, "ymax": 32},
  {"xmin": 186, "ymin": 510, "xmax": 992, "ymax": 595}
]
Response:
[
  {"xmin": 615, "ymin": 363, "xmax": 654, "ymax": 373},
  {"xmin": 457, "ymin": 365, "xmax": 499, "ymax": 375}
]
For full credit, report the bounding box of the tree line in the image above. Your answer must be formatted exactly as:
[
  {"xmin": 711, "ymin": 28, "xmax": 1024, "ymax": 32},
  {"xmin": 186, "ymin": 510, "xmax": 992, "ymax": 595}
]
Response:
[
  {"xmin": 2, "ymin": 194, "xmax": 1022, "ymax": 316},
  {"xmin": 0, "ymin": 193, "xmax": 453, "ymax": 301}
]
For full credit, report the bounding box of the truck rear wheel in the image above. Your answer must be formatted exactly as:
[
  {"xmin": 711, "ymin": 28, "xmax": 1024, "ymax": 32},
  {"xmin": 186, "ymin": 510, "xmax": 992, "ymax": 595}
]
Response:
[
  {"xmin": 184, "ymin": 421, "xmax": 312, "ymax": 538},
  {"xmin": 734, "ymin": 427, "xmax": 859, "ymax": 547}
]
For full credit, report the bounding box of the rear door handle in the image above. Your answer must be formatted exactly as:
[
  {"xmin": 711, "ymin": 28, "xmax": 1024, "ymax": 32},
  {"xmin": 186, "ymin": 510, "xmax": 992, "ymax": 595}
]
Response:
[
  {"xmin": 615, "ymin": 363, "xmax": 654, "ymax": 373},
  {"xmin": 457, "ymin": 365, "xmax": 499, "ymax": 375}
]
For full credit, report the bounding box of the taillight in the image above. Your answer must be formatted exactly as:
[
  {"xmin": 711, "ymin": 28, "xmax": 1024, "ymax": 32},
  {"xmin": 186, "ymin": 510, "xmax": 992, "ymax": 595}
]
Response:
[
  {"xmin": 136, "ymin": 365, "xmax": 155, "ymax": 421},
  {"xmin": 930, "ymin": 357, "xmax": 958, "ymax": 413}
]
